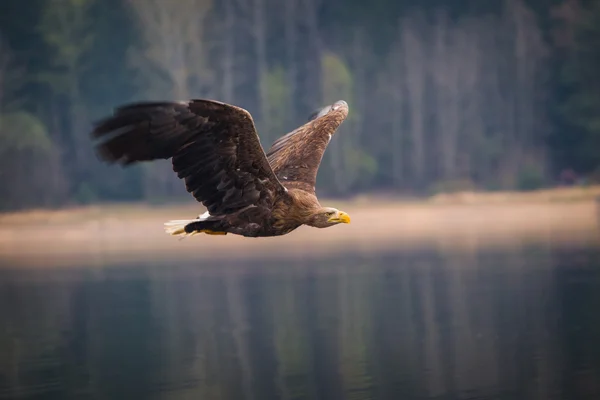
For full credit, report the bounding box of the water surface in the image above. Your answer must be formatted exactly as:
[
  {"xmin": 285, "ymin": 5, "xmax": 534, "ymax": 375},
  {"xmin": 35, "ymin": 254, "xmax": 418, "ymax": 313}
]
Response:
[{"xmin": 1, "ymin": 243, "xmax": 600, "ymax": 399}]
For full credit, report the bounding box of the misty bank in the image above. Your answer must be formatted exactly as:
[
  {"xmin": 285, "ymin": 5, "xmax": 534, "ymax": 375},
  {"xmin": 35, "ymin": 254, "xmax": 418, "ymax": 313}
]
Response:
[{"xmin": 1, "ymin": 188, "xmax": 599, "ymax": 268}]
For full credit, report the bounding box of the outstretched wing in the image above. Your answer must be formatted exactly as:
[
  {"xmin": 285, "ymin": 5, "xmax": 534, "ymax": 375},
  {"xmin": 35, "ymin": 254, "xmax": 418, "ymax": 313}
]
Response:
[
  {"xmin": 266, "ymin": 100, "xmax": 348, "ymax": 193},
  {"xmin": 92, "ymin": 99, "xmax": 286, "ymax": 216}
]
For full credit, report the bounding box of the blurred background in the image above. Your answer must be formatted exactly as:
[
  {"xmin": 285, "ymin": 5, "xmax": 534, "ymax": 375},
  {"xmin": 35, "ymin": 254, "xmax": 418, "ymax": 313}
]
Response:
[
  {"xmin": 2, "ymin": 1, "xmax": 600, "ymax": 400},
  {"xmin": 0, "ymin": 0, "xmax": 598, "ymax": 210}
]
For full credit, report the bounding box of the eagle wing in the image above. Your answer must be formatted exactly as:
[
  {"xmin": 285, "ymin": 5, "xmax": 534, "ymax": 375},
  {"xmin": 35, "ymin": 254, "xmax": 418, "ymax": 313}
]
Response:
[
  {"xmin": 266, "ymin": 100, "xmax": 348, "ymax": 193},
  {"xmin": 92, "ymin": 99, "xmax": 286, "ymax": 216}
]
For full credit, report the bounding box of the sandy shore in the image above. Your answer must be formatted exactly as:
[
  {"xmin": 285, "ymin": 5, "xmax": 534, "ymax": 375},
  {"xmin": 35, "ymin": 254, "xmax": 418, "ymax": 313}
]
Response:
[{"xmin": 1, "ymin": 195, "xmax": 599, "ymax": 268}]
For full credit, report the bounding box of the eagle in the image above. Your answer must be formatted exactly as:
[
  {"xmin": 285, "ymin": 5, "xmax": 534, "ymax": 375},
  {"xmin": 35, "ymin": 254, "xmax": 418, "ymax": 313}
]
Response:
[{"xmin": 91, "ymin": 98, "xmax": 351, "ymax": 238}]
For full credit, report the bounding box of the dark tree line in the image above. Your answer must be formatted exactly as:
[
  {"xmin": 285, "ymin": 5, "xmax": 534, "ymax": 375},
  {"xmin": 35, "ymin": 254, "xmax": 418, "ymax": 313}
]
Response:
[{"xmin": 0, "ymin": 0, "xmax": 598, "ymax": 210}]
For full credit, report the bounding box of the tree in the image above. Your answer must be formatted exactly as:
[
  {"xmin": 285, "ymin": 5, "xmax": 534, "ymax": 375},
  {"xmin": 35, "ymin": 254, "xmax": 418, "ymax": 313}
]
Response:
[
  {"xmin": 293, "ymin": 0, "xmax": 323, "ymax": 120},
  {"xmin": 37, "ymin": 0, "xmax": 96, "ymax": 199},
  {"xmin": 321, "ymin": 51, "xmax": 354, "ymax": 194},
  {"xmin": 379, "ymin": 1, "xmax": 550, "ymax": 193},
  {"xmin": 263, "ymin": 65, "xmax": 292, "ymax": 145},
  {"xmin": 0, "ymin": 36, "xmax": 23, "ymax": 112},
  {"xmin": 557, "ymin": 0, "xmax": 600, "ymax": 173},
  {"xmin": 0, "ymin": 0, "xmax": 592, "ymax": 210},
  {"xmin": 321, "ymin": 51, "xmax": 375, "ymax": 194},
  {"xmin": 127, "ymin": 0, "xmax": 213, "ymax": 200},
  {"xmin": 253, "ymin": 0, "xmax": 268, "ymax": 129},
  {"xmin": 284, "ymin": 0, "xmax": 298, "ymax": 126},
  {"xmin": 430, "ymin": 11, "xmax": 460, "ymax": 182},
  {"xmin": 127, "ymin": 0, "xmax": 213, "ymax": 101},
  {"xmin": 504, "ymin": 0, "xmax": 550, "ymax": 186},
  {"xmin": 400, "ymin": 14, "xmax": 428, "ymax": 187},
  {"xmin": 219, "ymin": 0, "xmax": 235, "ymax": 103},
  {"xmin": 384, "ymin": 27, "xmax": 407, "ymax": 188},
  {"xmin": 0, "ymin": 35, "xmax": 66, "ymax": 209}
]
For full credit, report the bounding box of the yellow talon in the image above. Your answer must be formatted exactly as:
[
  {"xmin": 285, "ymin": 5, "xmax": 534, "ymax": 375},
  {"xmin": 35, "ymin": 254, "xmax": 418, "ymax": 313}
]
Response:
[{"xmin": 200, "ymin": 230, "xmax": 227, "ymax": 235}]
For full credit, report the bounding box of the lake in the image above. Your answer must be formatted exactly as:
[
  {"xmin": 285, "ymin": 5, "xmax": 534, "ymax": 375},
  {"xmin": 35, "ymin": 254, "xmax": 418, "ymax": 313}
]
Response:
[{"xmin": 1, "ymin": 243, "xmax": 600, "ymax": 399}]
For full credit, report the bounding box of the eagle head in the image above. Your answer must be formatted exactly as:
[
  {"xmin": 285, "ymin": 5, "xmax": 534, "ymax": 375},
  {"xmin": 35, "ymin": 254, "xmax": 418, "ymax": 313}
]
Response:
[
  {"xmin": 307, "ymin": 207, "xmax": 351, "ymax": 228},
  {"xmin": 307, "ymin": 100, "xmax": 349, "ymax": 122}
]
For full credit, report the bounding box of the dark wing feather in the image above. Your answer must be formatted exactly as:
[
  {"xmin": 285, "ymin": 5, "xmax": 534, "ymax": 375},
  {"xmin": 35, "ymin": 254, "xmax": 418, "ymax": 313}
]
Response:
[
  {"xmin": 266, "ymin": 100, "xmax": 349, "ymax": 193},
  {"xmin": 92, "ymin": 99, "xmax": 286, "ymax": 216}
]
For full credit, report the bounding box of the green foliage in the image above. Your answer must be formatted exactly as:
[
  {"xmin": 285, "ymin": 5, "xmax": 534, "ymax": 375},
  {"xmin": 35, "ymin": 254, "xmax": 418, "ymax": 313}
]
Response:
[
  {"xmin": 346, "ymin": 147, "xmax": 379, "ymax": 188},
  {"xmin": 0, "ymin": 112, "xmax": 62, "ymax": 210},
  {"xmin": 38, "ymin": 0, "xmax": 94, "ymax": 69},
  {"xmin": 0, "ymin": 111, "xmax": 53, "ymax": 153},
  {"xmin": 557, "ymin": 0, "xmax": 600, "ymax": 172},
  {"xmin": 321, "ymin": 51, "xmax": 353, "ymax": 104},
  {"xmin": 37, "ymin": 0, "xmax": 94, "ymax": 95},
  {"xmin": 74, "ymin": 182, "xmax": 97, "ymax": 204},
  {"xmin": 516, "ymin": 164, "xmax": 545, "ymax": 191},
  {"xmin": 1, "ymin": 0, "xmax": 600, "ymax": 210},
  {"xmin": 263, "ymin": 65, "xmax": 291, "ymax": 142},
  {"xmin": 320, "ymin": 51, "xmax": 378, "ymax": 193},
  {"xmin": 429, "ymin": 179, "xmax": 477, "ymax": 195},
  {"xmin": 0, "ymin": 38, "xmax": 26, "ymax": 112}
]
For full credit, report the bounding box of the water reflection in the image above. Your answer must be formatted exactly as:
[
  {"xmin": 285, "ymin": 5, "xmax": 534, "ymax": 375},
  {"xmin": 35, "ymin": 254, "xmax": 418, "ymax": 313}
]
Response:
[{"xmin": 1, "ymin": 244, "xmax": 600, "ymax": 399}]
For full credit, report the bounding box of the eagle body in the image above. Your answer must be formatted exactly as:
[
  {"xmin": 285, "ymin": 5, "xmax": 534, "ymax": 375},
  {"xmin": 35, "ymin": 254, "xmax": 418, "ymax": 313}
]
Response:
[
  {"xmin": 186, "ymin": 187, "xmax": 315, "ymax": 238},
  {"xmin": 91, "ymin": 98, "xmax": 351, "ymax": 238}
]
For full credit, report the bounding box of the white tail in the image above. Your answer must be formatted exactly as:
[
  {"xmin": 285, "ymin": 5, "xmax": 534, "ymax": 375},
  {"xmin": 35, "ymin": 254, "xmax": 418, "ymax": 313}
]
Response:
[{"xmin": 164, "ymin": 219, "xmax": 197, "ymax": 238}]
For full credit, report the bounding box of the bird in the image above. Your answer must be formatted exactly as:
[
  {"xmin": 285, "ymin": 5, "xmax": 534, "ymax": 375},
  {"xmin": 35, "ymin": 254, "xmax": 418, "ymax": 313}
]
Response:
[{"xmin": 91, "ymin": 98, "xmax": 351, "ymax": 238}]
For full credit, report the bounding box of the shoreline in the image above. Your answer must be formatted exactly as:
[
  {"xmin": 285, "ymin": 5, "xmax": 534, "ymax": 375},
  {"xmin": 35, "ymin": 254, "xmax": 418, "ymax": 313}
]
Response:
[
  {"xmin": 1, "ymin": 195, "xmax": 599, "ymax": 268},
  {"xmin": 2, "ymin": 184, "xmax": 600, "ymax": 222}
]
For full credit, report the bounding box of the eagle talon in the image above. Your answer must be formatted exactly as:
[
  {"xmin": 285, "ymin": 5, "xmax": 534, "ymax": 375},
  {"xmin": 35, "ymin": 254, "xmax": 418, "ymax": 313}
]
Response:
[{"xmin": 200, "ymin": 230, "xmax": 227, "ymax": 236}]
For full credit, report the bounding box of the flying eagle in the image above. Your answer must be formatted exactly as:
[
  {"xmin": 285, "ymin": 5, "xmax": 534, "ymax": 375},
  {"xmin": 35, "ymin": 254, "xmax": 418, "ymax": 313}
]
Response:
[{"xmin": 91, "ymin": 99, "xmax": 351, "ymax": 238}]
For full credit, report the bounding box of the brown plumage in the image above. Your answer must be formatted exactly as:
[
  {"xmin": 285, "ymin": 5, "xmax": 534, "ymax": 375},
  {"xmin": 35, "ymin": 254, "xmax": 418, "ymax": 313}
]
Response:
[{"xmin": 91, "ymin": 98, "xmax": 351, "ymax": 238}]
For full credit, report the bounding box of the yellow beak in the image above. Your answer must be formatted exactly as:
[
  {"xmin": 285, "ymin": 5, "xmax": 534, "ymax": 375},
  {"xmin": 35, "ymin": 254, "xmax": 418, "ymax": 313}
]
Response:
[{"xmin": 329, "ymin": 211, "xmax": 351, "ymax": 224}]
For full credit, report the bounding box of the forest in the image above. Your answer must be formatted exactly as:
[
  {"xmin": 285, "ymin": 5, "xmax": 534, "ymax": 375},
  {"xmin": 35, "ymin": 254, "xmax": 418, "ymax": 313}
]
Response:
[{"xmin": 0, "ymin": 0, "xmax": 598, "ymax": 210}]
